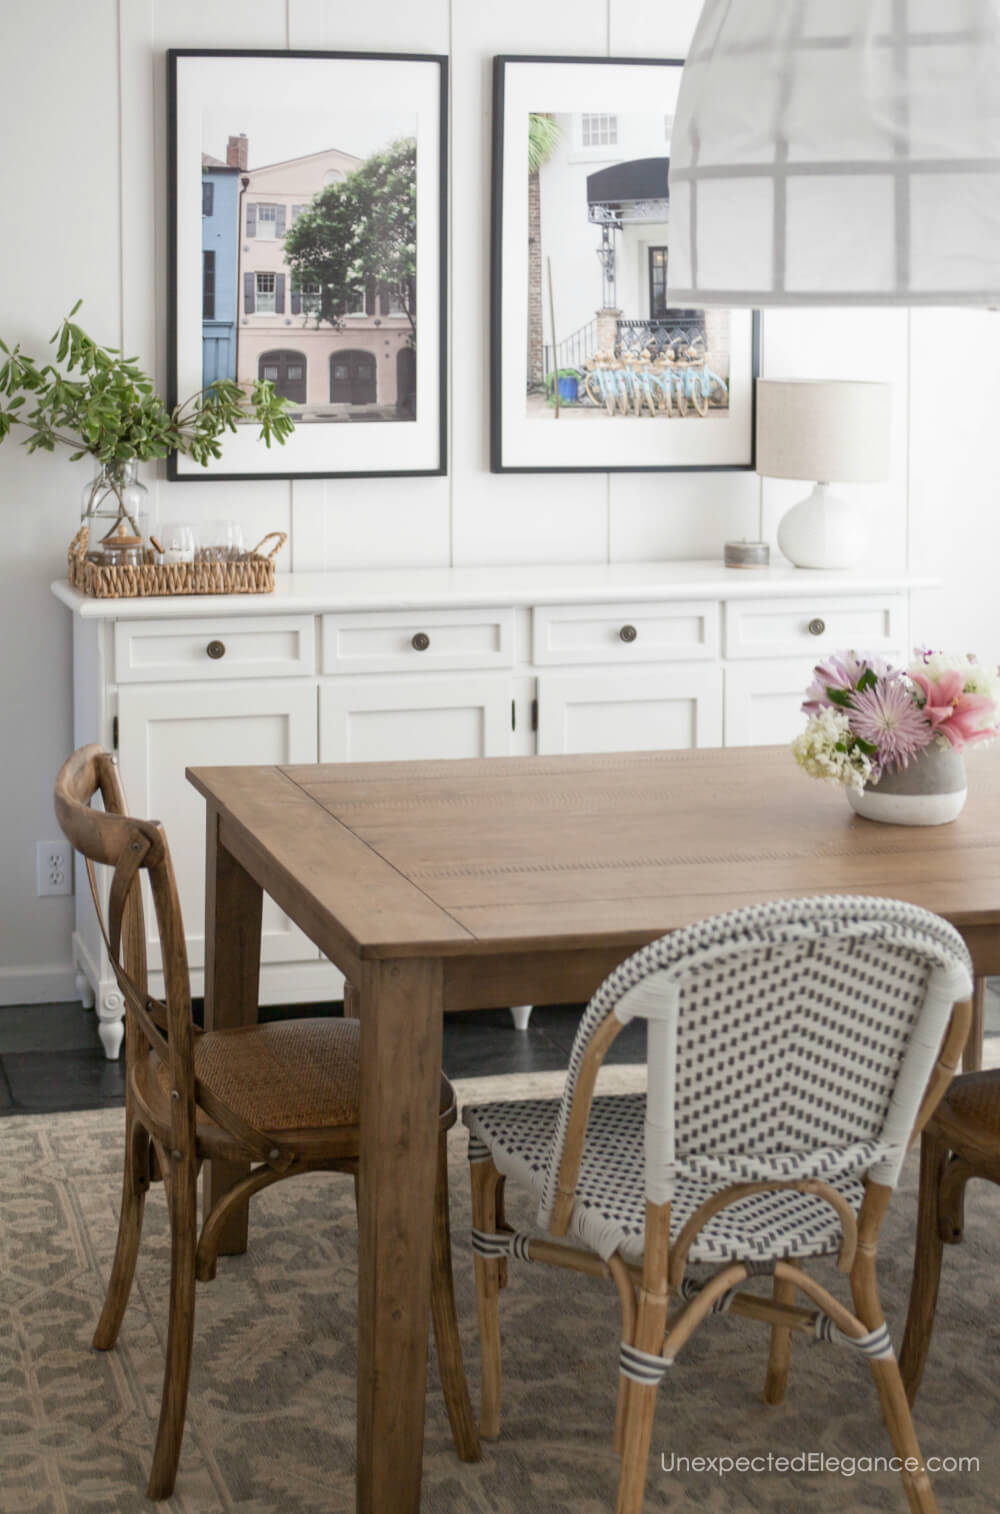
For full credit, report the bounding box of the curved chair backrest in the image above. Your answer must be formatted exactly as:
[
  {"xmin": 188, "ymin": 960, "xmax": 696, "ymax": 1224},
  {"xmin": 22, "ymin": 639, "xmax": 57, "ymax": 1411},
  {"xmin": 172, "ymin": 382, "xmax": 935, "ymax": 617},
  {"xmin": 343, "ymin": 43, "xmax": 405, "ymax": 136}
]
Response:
[
  {"xmin": 54, "ymin": 745, "xmax": 197, "ymax": 1153},
  {"xmin": 539, "ymin": 895, "xmax": 973, "ymax": 1231}
]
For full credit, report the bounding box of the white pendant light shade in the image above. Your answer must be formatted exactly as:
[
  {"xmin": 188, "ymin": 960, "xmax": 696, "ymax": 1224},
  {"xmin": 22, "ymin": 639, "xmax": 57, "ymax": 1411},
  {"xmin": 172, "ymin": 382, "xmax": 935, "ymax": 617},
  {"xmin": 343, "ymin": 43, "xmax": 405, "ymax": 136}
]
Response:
[{"xmin": 668, "ymin": 0, "xmax": 1000, "ymax": 306}]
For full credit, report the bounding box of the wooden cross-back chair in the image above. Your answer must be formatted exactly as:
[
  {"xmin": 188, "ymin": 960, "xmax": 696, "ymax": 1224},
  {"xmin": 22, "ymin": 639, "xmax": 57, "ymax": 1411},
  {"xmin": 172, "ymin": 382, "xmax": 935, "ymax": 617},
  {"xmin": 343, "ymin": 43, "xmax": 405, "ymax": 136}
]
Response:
[
  {"xmin": 54, "ymin": 744, "xmax": 479, "ymax": 1500},
  {"xmin": 899, "ymin": 1066, "xmax": 1000, "ymax": 1400},
  {"xmin": 461, "ymin": 896, "xmax": 973, "ymax": 1514}
]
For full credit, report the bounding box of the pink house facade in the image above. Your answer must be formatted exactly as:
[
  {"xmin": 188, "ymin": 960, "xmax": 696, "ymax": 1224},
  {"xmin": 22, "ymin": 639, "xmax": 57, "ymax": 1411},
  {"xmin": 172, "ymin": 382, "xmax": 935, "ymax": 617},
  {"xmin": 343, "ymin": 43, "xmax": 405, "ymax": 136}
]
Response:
[{"xmin": 237, "ymin": 146, "xmax": 416, "ymax": 418}]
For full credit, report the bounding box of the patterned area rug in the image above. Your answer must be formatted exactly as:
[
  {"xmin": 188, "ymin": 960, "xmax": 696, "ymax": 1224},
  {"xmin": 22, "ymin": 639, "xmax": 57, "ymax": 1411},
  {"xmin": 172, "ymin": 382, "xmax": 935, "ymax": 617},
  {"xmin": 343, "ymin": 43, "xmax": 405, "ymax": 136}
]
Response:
[{"xmin": 2, "ymin": 1066, "xmax": 998, "ymax": 1514}]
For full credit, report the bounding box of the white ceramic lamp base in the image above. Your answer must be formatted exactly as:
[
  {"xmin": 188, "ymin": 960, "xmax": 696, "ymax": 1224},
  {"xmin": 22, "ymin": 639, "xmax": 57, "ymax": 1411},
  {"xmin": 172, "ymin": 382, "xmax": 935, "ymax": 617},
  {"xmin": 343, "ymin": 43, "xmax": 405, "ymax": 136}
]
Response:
[{"xmin": 776, "ymin": 482, "xmax": 867, "ymax": 570}]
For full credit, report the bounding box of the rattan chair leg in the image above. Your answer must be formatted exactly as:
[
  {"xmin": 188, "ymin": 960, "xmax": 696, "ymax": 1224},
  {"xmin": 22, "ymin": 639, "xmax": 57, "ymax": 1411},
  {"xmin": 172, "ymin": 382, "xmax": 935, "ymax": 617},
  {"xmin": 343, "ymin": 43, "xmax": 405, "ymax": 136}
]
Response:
[
  {"xmin": 495, "ymin": 1175, "xmax": 510, "ymax": 1290},
  {"xmin": 430, "ymin": 1131, "xmax": 481, "ymax": 1462},
  {"xmin": 851, "ymin": 1250, "xmax": 938, "ymax": 1514},
  {"xmin": 470, "ymin": 1156, "xmax": 504, "ymax": 1438},
  {"xmin": 615, "ymin": 1252, "xmax": 669, "ymax": 1514},
  {"xmin": 93, "ymin": 1114, "xmax": 151, "ymax": 1351},
  {"xmin": 763, "ymin": 1262, "xmax": 798, "ymax": 1405},
  {"xmin": 147, "ymin": 1146, "xmax": 199, "ymax": 1502},
  {"xmin": 899, "ymin": 1132, "xmax": 950, "ymax": 1404}
]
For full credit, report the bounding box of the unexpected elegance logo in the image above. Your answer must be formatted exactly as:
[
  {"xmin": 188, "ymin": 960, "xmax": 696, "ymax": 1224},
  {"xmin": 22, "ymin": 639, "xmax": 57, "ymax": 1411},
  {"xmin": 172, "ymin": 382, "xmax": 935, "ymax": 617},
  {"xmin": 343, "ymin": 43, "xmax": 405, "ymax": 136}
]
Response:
[{"xmin": 661, "ymin": 1451, "xmax": 980, "ymax": 1479}]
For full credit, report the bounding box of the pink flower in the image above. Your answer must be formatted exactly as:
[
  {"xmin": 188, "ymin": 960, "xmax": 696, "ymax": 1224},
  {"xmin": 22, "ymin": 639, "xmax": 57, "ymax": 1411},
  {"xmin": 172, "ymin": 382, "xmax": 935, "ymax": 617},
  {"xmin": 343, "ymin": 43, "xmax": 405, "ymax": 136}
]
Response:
[
  {"xmin": 910, "ymin": 670, "xmax": 996, "ymax": 750},
  {"xmin": 802, "ymin": 651, "xmax": 899, "ymax": 715},
  {"xmin": 847, "ymin": 679, "xmax": 933, "ymax": 772}
]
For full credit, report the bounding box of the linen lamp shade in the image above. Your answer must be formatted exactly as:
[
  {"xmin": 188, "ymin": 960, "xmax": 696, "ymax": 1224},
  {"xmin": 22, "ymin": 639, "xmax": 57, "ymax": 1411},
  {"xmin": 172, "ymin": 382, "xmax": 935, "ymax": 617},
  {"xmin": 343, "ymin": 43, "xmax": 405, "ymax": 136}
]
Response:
[
  {"xmin": 667, "ymin": 0, "xmax": 1000, "ymax": 307},
  {"xmin": 756, "ymin": 379, "xmax": 892, "ymax": 568}
]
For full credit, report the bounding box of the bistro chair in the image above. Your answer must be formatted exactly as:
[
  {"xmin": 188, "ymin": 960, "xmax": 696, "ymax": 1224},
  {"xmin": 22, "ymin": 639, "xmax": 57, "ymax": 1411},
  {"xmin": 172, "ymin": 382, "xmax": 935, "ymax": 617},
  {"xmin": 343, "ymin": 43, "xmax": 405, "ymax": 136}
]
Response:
[
  {"xmin": 54, "ymin": 744, "xmax": 479, "ymax": 1500},
  {"xmin": 461, "ymin": 896, "xmax": 972, "ymax": 1514},
  {"xmin": 899, "ymin": 1067, "xmax": 1000, "ymax": 1400}
]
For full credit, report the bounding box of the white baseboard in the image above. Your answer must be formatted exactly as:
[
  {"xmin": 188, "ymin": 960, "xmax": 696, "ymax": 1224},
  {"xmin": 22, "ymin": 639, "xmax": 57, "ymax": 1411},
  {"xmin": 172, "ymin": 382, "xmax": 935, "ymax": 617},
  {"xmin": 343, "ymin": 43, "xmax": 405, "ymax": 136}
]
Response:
[{"xmin": 0, "ymin": 965, "xmax": 79, "ymax": 1006}]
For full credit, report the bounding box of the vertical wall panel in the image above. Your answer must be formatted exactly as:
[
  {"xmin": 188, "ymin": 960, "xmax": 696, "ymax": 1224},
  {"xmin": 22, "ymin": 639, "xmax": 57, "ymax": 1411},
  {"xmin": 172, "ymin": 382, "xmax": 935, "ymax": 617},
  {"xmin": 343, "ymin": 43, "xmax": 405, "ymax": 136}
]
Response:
[
  {"xmin": 909, "ymin": 308, "xmax": 1000, "ymax": 662},
  {"xmin": 287, "ymin": 0, "xmax": 453, "ymax": 568},
  {"xmin": 450, "ymin": 0, "xmax": 612, "ymax": 565},
  {"xmin": 0, "ymin": 0, "xmax": 122, "ymax": 986}
]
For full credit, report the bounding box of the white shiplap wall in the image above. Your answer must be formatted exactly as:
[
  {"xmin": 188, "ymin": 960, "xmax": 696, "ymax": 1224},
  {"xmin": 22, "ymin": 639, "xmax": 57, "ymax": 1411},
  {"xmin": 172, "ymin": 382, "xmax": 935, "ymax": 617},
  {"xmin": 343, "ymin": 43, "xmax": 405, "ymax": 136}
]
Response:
[{"xmin": 1, "ymin": 0, "xmax": 998, "ymax": 1001}]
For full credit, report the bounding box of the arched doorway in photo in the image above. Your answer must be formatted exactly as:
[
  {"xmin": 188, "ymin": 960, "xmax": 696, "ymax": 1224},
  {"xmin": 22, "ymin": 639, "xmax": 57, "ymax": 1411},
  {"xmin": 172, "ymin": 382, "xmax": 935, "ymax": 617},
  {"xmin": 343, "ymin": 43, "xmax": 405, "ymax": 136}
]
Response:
[
  {"xmin": 258, "ymin": 350, "xmax": 306, "ymax": 405},
  {"xmin": 329, "ymin": 350, "xmax": 377, "ymax": 405}
]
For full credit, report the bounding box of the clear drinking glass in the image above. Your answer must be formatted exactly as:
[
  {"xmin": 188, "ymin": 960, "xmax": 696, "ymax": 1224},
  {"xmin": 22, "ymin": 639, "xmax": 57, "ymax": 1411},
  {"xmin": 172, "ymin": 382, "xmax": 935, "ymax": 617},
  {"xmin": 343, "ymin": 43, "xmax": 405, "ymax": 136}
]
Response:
[
  {"xmin": 195, "ymin": 521, "xmax": 245, "ymax": 563},
  {"xmin": 153, "ymin": 523, "xmax": 196, "ymax": 564}
]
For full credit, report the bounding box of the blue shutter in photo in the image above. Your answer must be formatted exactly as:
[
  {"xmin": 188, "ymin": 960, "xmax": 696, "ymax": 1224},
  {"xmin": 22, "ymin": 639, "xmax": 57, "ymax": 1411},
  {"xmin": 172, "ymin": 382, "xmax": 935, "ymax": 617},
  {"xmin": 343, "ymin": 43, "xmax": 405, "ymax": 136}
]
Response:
[
  {"xmin": 290, "ymin": 287, "xmax": 301, "ymax": 315},
  {"xmin": 275, "ymin": 274, "xmax": 285, "ymax": 314},
  {"xmin": 276, "ymin": 205, "xmax": 286, "ymax": 237},
  {"xmin": 246, "ymin": 202, "xmax": 257, "ymax": 237},
  {"xmin": 244, "ymin": 272, "xmax": 255, "ymax": 314}
]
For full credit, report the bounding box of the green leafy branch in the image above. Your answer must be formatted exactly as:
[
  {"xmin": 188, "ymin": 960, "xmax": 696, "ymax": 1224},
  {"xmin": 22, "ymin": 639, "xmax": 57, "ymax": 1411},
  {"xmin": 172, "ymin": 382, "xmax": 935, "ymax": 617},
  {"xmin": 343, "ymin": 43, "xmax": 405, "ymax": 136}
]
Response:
[{"xmin": 0, "ymin": 300, "xmax": 294, "ymax": 471}]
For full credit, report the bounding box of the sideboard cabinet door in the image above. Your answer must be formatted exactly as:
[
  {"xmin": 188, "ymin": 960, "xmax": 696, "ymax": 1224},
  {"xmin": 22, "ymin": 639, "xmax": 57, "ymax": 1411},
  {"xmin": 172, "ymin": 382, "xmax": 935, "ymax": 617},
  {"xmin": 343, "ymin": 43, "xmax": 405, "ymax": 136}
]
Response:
[
  {"xmin": 536, "ymin": 665, "xmax": 723, "ymax": 755},
  {"xmin": 319, "ymin": 673, "xmax": 514, "ymax": 763},
  {"xmin": 117, "ymin": 681, "xmax": 319, "ymax": 971}
]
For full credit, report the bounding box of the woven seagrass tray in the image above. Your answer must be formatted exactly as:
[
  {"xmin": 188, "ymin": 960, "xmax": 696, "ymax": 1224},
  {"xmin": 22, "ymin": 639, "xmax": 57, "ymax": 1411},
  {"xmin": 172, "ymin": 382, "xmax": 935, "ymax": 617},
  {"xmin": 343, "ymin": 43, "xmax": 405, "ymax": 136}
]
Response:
[{"xmin": 68, "ymin": 526, "xmax": 287, "ymax": 599}]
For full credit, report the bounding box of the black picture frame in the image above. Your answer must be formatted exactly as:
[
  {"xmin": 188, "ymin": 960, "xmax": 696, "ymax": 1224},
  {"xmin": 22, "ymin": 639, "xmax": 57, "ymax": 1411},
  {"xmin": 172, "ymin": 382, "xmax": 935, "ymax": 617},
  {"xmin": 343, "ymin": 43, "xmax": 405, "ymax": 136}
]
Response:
[
  {"xmin": 490, "ymin": 55, "xmax": 760, "ymax": 475},
  {"xmin": 167, "ymin": 48, "xmax": 448, "ymax": 481}
]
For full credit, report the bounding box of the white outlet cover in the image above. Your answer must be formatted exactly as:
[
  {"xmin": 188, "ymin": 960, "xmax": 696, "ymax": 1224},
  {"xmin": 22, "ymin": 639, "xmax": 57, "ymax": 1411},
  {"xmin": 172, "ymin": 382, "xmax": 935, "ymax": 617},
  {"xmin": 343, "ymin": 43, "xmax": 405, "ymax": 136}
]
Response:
[{"xmin": 37, "ymin": 841, "xmax": 73, "ymax": 897}]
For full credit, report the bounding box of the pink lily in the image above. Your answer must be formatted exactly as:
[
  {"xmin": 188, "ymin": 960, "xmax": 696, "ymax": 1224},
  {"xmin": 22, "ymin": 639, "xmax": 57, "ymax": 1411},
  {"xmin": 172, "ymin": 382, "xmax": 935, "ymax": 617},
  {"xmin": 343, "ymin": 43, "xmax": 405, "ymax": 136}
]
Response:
[{"xmin": 910, "ymin": 669, "xmax": 996, "ymax": 749}]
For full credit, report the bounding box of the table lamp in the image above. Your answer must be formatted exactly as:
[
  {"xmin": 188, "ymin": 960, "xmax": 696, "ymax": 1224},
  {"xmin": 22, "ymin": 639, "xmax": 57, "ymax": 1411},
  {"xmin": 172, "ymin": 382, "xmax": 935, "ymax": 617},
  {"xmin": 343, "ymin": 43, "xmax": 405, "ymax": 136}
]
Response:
[{"xmin": 756, "ymin": 379, "xmax": 891, "ymax": 570}]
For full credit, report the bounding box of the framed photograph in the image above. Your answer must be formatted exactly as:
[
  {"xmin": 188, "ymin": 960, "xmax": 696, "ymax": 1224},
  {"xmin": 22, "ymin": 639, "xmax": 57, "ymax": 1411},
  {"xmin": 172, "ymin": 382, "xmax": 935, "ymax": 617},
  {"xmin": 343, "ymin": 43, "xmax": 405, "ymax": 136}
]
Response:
[
  {"xmin": 491, "ymin": 55, "xmax": 760, "ymax": 474},
  {"xmin": 168, "ymin": 49, "xmax": 447, "ymax": 480}
]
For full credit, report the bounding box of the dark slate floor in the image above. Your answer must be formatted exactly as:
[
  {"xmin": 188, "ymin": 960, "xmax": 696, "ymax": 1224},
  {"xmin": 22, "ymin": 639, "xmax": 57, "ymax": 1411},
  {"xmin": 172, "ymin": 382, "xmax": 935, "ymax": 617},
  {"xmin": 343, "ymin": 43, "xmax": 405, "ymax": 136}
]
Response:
[
  {"xmin": 0, "ymin": 1000, "xmax": 647, "ymax": 1117},
  {"xmin": 3, "ymin": 986, "xmax": 997, "ymax": 1119}
]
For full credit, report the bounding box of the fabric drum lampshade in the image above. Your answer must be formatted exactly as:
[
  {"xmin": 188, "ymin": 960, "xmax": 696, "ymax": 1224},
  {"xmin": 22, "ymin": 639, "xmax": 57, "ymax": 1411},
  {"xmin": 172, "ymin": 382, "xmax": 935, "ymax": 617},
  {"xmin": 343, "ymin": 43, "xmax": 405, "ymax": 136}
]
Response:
[
  {"xmin": 667, "ymin": 0, "xmax": 1000, "ymax": 307},
  {"xmin": 756, "ymin": 379, "xmax": 892, "ymax": 569}
]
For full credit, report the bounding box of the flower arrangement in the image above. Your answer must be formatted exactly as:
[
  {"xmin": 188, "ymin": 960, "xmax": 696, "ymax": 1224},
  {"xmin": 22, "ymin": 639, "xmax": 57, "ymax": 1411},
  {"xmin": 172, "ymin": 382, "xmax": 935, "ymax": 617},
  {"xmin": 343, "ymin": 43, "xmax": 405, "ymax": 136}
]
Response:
[{"xmin": 793, "ymin": 648, "xmax": 1000, "ymax": 794}]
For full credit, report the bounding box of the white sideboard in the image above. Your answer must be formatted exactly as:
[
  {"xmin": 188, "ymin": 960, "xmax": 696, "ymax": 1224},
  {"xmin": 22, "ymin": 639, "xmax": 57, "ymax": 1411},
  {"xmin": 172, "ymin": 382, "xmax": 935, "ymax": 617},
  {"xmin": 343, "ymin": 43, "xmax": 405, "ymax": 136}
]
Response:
[{"xmin": 53, "ymin": 561, "xmax": 934, "ymax": 1056}]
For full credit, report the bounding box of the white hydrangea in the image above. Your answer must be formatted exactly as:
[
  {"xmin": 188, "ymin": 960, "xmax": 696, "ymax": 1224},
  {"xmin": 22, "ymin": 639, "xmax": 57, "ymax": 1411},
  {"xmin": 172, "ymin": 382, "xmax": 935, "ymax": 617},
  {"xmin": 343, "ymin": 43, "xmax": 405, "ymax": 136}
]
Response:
[
  {"xmin": 791, "ymin": 708, "xmax": 875, "ymax": 795},
  {"xmin": 961, "ymin": 662, "xmax": 1000, "ymax": 726}
]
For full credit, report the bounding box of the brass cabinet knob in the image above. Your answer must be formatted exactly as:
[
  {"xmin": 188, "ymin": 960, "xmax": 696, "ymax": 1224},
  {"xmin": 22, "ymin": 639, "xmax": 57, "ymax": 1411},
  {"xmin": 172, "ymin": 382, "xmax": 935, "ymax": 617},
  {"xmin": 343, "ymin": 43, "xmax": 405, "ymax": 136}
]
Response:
[
  {"xmin": 807, "ymin": 618, "xmax": 826, "ymax": 637},
  {"xmin": 206, "ymin": 640, "xmax": 226, "ymax": 659},
  {"xmin": 619, "ymin": 624, "xmax": 638, "ymax": 643},
  {"xmin": 411, "ymin": 632, "xmax": 431, "ymax": 651}
]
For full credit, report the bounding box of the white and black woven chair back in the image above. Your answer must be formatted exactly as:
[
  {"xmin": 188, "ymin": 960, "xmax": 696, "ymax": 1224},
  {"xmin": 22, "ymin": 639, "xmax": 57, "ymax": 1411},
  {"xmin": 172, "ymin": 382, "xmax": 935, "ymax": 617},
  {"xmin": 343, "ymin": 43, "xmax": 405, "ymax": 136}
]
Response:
[{"xmin": 538, "ymin": 896, "xmax": 972, "ymax": 1226}]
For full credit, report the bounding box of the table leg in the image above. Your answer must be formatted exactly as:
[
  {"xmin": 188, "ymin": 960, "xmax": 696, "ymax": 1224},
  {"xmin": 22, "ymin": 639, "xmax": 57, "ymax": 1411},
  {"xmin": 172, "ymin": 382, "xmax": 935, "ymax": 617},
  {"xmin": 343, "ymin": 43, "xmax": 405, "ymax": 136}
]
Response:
[
  {"xmin": 962, "ymin": 976, "xmax": 986, "ymax": 1073},
  {"xmin": 357, "ymin": 957, "xmax": 443, "ymax": 1514},
  {"xmin": 202, "ymin": 804, "xmax": 263, "ymax": 1254}
]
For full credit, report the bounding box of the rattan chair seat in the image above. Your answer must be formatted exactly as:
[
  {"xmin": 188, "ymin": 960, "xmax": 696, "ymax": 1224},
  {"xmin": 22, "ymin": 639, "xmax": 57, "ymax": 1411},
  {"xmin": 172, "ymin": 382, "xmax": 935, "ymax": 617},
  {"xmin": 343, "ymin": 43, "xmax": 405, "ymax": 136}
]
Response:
[
  {"xmin": 150, "ymin": 1016, "xmax": 453, "ymax": 1133},
  {"xmin": 466, "ymin": 1092, "xmax": 866, "ymax": 1265}
]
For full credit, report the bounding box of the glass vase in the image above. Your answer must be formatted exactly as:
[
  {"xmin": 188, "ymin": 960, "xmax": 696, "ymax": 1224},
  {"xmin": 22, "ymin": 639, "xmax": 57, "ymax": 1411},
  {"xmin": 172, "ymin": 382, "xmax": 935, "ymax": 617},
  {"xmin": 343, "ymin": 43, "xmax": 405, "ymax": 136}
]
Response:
[{"xmin": 80, "ymin": 460, "xmax": 152, "ymax": 549}]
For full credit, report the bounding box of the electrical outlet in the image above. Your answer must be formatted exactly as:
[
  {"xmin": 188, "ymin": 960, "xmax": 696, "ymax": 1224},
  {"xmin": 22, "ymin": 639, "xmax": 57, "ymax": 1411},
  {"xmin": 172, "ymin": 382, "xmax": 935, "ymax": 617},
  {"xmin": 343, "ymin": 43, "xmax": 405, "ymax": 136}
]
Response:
[{"xmin": 37, "ymin": 840, "xmax": 73, "ymax": 897}]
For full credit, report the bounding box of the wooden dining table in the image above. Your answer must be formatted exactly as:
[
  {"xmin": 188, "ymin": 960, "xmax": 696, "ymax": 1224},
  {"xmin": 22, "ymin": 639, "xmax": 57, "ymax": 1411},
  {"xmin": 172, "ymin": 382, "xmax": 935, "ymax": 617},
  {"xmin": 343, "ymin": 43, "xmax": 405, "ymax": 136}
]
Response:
[{"xmin": 187, "ymin": 744, "xmax": 1000, "ymax": 1514}]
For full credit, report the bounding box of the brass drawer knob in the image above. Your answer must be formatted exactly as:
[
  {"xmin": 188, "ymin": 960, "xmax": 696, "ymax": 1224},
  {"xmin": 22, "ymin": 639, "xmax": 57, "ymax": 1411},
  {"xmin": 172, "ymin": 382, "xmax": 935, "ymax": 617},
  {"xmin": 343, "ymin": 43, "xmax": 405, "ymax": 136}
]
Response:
[
  {"xmin": 619, "ymin": 624, "xmax": 638, "ymax": 643},
  {"xmin": 411, "ymin": 632, "xmax": 431, "ymax": 651},
  {"xmin": 206, "ymin": 640, "xmax": 226, "ymax": 659},
  {"xmin": 807, "ymin": 618, "xmax": 826, "ymax": 637}
]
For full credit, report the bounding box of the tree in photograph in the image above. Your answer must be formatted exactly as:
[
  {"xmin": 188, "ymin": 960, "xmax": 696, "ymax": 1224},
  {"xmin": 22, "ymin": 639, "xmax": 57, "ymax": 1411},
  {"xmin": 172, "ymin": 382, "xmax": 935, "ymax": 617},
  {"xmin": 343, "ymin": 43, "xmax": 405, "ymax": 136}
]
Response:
[
  {"xmin": 527, "ymin": 113, "xmax": 561, "ymax": 387},
  {"xmin": 285, "ymin": 138, "xmax": 417, "ymax": 334}
]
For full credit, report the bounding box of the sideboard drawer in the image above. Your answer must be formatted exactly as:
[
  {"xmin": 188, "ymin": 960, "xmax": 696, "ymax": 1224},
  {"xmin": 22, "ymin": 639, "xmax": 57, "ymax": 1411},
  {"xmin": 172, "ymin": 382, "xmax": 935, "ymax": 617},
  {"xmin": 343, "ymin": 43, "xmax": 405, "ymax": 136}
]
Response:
[
  {"xmin": 532, "ymin": 600, "xmax": 719, "ymax": 666},
  {"xmin": 114, "ymin": 616, "xmax": 316, "ymax": 683},
  {"xmin": 321, "ymin": 608, "xmax": 513, "ymax": 674},
  {"xmin": 723, "ymin": 594, "xmax": 906, "ymax": 660}
]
